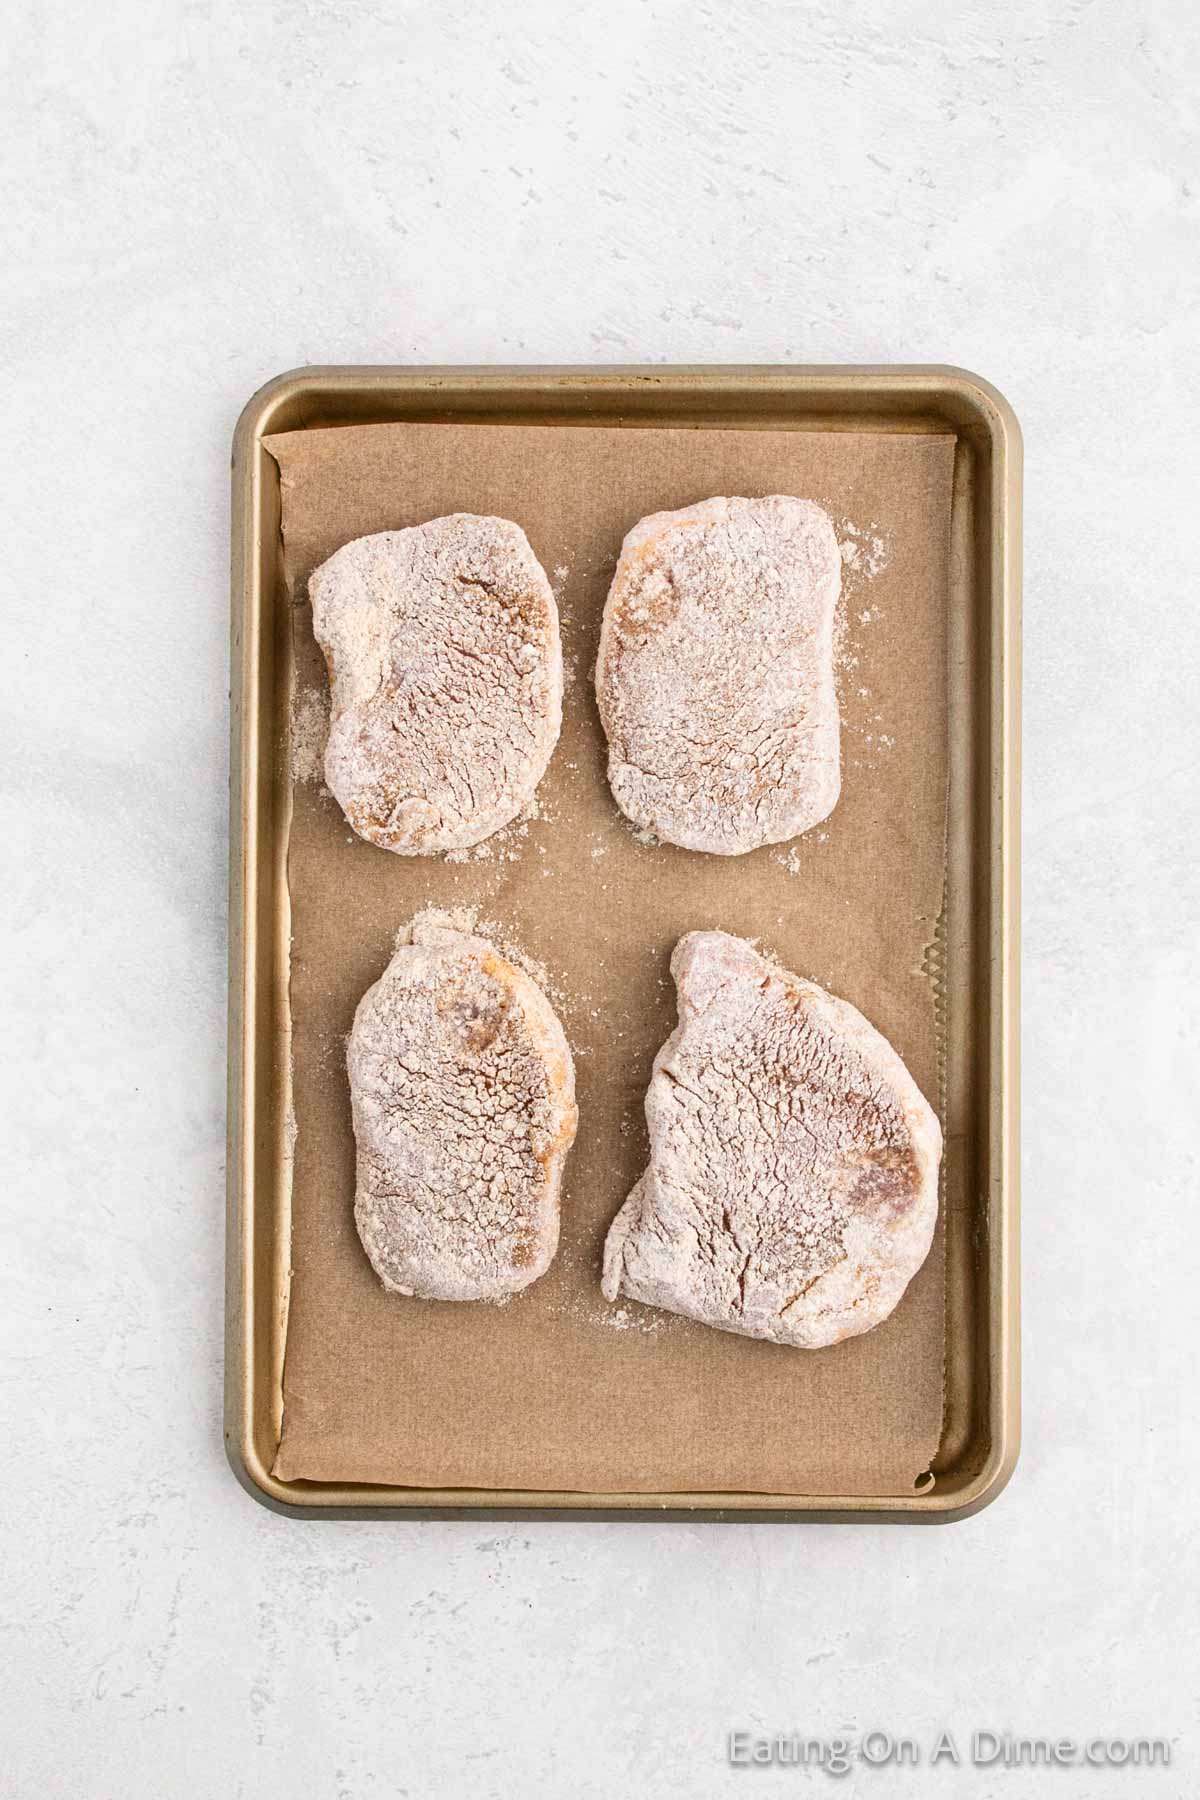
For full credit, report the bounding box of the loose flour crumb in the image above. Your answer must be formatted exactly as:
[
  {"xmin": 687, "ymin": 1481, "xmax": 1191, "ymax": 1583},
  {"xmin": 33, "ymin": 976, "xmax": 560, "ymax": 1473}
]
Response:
[
  {"xmin": 546, "ymin": 1291, "xmax": 670, "ymax": 1335},
  {"xmin": 600, "ymin": 1304, "xmax": 667, "ymax": 1335},
  {"xmin": 290, "ymin": 686, "xmax": 330, "ymax": 783},
  {"xmin": 837, "ymin": 518, "xmax": 890, "ymax": 580},
  {"xmin": 832, "ymin": 521, "xmax": 900, "ymax": 776}
]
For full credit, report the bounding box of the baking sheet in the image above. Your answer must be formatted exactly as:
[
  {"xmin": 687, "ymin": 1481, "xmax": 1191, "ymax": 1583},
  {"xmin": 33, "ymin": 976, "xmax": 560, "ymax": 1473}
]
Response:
[{"xmin": 265, "ymin": 419, "xmax": 955, "ymax": 1495}]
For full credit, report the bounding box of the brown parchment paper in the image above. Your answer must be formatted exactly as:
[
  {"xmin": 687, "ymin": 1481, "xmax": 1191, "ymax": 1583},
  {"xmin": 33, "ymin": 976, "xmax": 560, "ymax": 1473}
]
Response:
[{"xmin": 265, "ymin": 419, "xmax": 955, "ymax": 1495}]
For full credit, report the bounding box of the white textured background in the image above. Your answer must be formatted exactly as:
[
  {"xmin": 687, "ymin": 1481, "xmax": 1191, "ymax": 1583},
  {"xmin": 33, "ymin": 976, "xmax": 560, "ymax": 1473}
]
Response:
[{"xmin": 4, "ymin": 2, "xmax": 1199, "ymax": 1795}]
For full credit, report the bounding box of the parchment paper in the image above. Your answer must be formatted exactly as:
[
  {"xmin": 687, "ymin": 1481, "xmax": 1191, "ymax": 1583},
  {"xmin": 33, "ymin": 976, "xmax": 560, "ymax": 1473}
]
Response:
[{"xmin": 266, "ymin": 419, "xmax": 955, "ymax": 1495}]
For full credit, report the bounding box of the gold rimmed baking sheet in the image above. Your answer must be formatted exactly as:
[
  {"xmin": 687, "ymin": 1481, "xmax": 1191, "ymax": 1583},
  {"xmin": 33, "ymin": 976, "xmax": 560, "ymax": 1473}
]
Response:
[{"xmin": 226, "ymin": 366, "xmax": 1020, "ymax": 1521}]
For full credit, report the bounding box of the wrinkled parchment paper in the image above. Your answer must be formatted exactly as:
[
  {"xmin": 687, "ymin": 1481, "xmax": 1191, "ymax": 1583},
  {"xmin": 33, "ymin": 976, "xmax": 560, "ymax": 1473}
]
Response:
[{"xmin": 265, "ymin": 419, "xmax": 954, "ymax": 1495}]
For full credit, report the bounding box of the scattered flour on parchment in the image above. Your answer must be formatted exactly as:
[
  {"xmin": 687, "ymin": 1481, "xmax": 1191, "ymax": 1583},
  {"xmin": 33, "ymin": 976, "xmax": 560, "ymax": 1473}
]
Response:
[
  {"xmin": 290, "ymin": 686, "xmax": 330, "ymax": 783},
  {"xmin": 551, "ymin": 567, "xmax": 580, "ymax": 691},
  {"xmin": 831, "ymin": 517, "xmax": 901, "ymax": 785},
  {"xmin": 833, "ymin": 518, "xmax": 889, "ymax": 681},
  {"xmin": 598, "ymin": 1303, "xmax": 669, "ymax": 1334},
  {"xmin": 770, "ymin": 827, "xmax": 832, "ymax": 877},
  {"xmin": 545, "ymin": 1289, "xmax": 671, "ymax": 1336},
  {"xmin": 838, "ymin": 519, "xmax": 889, "ymax": 579}
]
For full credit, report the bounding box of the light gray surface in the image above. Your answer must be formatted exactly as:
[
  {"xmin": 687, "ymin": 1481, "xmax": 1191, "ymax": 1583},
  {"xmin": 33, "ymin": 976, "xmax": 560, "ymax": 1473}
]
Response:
[{"xmin": 4, "ymin": 2, "xmax": 1198, "ymax": 1795}]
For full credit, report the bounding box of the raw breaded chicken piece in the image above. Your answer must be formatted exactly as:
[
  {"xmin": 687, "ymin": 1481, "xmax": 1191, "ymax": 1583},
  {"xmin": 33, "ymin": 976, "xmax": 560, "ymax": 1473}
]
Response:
[
  {"xmin": 311, "ymin": 515, "xmax": 561, "ymax": 854},
  {"xmin": 602, "ymin": 931, "xmax": 940, "ymax": 1347},
  {"xmin": 349, "ymin": 914, "xmax": 578, "ymax": 1301},
  {"xmin": 596, "ymin": 495, "xmax": 841, "ymax": 854}
]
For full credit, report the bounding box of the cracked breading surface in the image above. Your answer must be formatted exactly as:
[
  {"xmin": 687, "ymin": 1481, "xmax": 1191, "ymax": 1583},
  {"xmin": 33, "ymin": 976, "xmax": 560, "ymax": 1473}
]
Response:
[
  {"xmin": 310, "ymin": 514, "xmax": 562, "ymax": 854},
  {"xmin": 349, "ymin": 913, "xmax": 578, "ymax": 1301},
  {"xmin": 595, "ymin": 495, "xmax": 841, "ymax": 855},
  {"xmin": 602, "ymin": 931, "xmax": 940, "ymax": 1347}
]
